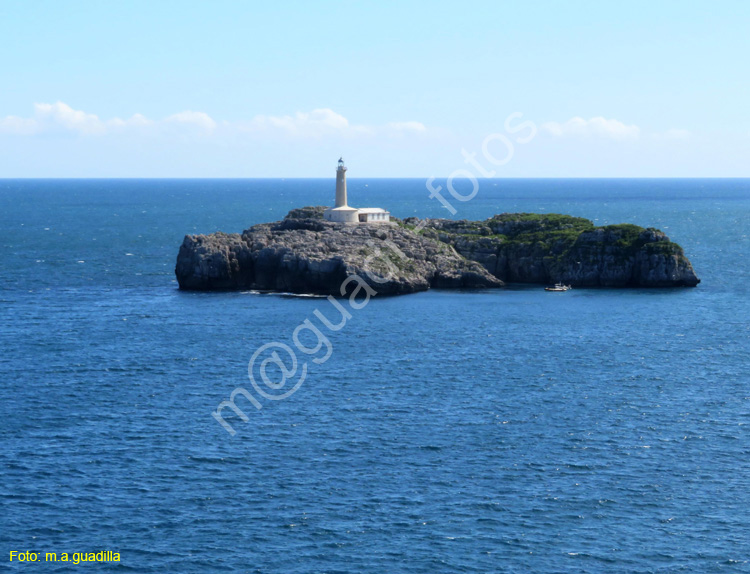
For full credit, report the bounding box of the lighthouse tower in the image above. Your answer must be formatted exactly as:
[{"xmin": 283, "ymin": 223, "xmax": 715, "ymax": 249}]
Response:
[
  {"xmin": 335, "ymin": 157, "xmax": 348, "ymax": 207},
  {"xmin": 323, "ymin": 157, "xmax": 360, "ymax": 223}
]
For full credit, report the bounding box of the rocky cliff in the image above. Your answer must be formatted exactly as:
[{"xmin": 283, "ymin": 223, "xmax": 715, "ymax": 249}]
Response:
[
  {"xmin": 175, "ymin": 207, "xmax": 700, "ymax": 294},
  {"xmin": 409, "ymin": 213, "xmax": 700, "ymax": 287},
  {"xmin": 175, "ymin": 209, "xmax": 502, "ymax": 295}
]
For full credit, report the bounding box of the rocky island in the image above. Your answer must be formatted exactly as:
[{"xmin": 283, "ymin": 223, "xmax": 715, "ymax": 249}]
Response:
[{"xmin": 175, "ymin": 206, "xmax": 700, "ymax": 295}]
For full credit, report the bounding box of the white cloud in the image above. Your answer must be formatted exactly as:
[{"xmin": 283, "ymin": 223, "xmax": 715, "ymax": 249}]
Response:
[
  {"xmin": 0, "ymin": 115, "xmax": 37, "ymax": 135},
  {"xmin": 107, "ymin": 113, "xmax": 153, "ymax": 130},
  {"xmin": 0, "ymin": 102, "xmax": 156, "ymax": 135},
  {"xmin": 165, "ymin": 110, "xmax": 216, "ymax": 130},
  {"xmin": 542, "ymin": 116, "xmax": 641, "ymax": 140},
  {"xmin": 34, "ymin": 102, "xmax": 104, "ymax": 134},
  {"xmin": 386, "ymin": 121, "xmax": 427, "ymax": 133},
  {"xmin": 250, "ymin": 108, "xmax": 354, "ymax": 135},
  {"xmin": 0, "ymin": 103, "xmax": 425, "ymax": 141},
  {"xmin": 248, "ymin": 109, "xmax": 428, "ymax": 138}
]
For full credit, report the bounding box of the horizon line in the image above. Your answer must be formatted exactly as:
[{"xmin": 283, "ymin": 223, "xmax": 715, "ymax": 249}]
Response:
[{"xmin": 2, "ymin": 176, "xmax": 750, "ymax": 181}]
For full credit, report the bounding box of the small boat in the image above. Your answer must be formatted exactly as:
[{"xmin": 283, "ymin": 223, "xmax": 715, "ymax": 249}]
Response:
[{"xmin": 545, "ymin": 283, "xmax": 572, "ymax": 292}]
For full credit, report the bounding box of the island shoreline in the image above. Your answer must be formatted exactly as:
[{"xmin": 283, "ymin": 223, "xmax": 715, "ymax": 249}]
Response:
[{"xmin": 175, "ymin": 207, "xmax": 700, "ymax": 296}]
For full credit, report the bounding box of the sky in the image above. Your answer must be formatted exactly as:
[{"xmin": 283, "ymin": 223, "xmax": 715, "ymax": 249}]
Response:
[{"xmin": 1, "ymin": 0, "xmax": 748, "ymax": 177}]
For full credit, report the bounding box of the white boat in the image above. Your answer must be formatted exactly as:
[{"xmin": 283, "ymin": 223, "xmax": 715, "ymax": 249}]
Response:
[{"xmin": 545, "ymin": 283, "xmax": 572, "ymax": 292}]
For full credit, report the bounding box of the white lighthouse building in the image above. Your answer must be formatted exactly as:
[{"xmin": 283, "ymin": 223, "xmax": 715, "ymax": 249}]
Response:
[{"xmin": 323, "ymin": 158, "xmax": 390, "ymax": 224}]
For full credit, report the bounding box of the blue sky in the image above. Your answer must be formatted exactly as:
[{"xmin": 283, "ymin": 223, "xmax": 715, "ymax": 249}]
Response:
[{"xmin": 1, "ymin": 0, "xmax": 748, "ymax": 177}]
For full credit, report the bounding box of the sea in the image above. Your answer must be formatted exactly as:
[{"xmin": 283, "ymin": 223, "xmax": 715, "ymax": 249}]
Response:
[{"xmin": 1, "ymin": 178, "xmax": 749, "ymax": 573}]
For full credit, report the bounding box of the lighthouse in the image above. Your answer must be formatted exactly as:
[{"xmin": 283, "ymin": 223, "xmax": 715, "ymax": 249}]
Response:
[
  {"xmin": 323, "ymin": 158, "xmax": 391, "ymax": 224},
  {"xmin": 335, "ymin": 157, "xmax": 348, "ymax": 207},
  {"xmin": 323, "ymin": 157, "xmax": 359, "ymax": 223}
]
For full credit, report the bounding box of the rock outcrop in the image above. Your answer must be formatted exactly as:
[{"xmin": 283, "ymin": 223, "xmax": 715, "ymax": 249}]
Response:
[
  {"xmin": 175, "ymin": 212, "xmax": 503, "ymax": 295},
  {"xmin": 407, "ymin": 213, "xmax": 700, "ymax": 287},
  {"xmin": 175, "ymin": 208, "xmax": 700, "ymax": 294}
]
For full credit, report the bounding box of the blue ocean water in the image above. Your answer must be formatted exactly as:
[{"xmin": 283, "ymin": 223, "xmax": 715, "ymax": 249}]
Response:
[{"xmin": 1, "ymin": 178, "xmax": 749, "ymax": 573}]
